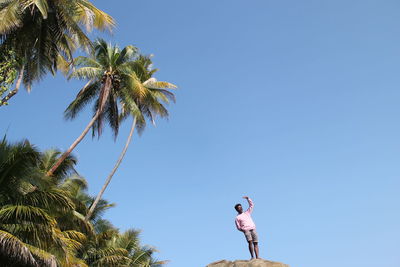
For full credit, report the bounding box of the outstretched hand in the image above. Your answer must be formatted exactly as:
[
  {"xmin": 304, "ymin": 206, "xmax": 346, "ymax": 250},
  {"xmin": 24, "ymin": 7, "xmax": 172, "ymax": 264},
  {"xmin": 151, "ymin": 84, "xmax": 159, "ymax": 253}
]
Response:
[{"xmin": 242, "ymin": 196, "xmax": 249, "ymax": 199}]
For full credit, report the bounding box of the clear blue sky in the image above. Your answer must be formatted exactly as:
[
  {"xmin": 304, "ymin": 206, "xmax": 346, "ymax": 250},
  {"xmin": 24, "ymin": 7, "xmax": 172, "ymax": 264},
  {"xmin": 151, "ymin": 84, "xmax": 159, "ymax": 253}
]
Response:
[{"xmin": 2, "ymin": 0, "xmax": 400, "ymax": 266}]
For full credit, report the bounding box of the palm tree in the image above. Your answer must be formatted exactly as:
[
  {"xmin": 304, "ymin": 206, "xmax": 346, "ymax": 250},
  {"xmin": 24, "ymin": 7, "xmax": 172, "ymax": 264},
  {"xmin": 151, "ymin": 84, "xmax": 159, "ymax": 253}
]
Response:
[
  {"xmin": 118, "ymin": 229, "xmax": 167, "ymax": 267},
  {"xmin": 80, "ymin": 218, "xmax": 130, "ymax": 266},
  {"xmin": 40, "ymin": 150, "xmax": 95, "ymax": 236},
  {"xmin": 85, "ymin": 54, "xmax": 176, "ymax": 220},
  {"xmin": 81, "ymin": 223, "xmax": 166, "ymax": 267},
  {"xmin": 47, "ymin": 39, "xmax": 149, "ymax": 176},
  {"xmin": 0, "ymin": 0, "xmax": 115, "ymax": 105},
  {"xmin": 0, "ymin": 137, "xmax": 165, "ymax": 266},
  {"xmin": 0, "ymin": 138, "xmax": 87, "ymax": 266}
]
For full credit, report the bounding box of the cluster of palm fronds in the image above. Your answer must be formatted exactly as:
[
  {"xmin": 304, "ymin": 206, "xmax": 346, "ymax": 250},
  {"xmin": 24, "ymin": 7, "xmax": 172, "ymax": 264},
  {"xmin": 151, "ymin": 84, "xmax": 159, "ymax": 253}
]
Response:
[
  {"xmin": 0, "ymin": 0, "xmax": 114, "ymax": 89},
  {"xmin": 0, "ymin": 0, "xmax": 177, "ymax": 204},
  {"xmin": 0, "ymin": 2, "xmax": 177, "ymax": 266},
  {"xmin": 0, "ymin": 137, "xmax": 166, "ymax": 267}
]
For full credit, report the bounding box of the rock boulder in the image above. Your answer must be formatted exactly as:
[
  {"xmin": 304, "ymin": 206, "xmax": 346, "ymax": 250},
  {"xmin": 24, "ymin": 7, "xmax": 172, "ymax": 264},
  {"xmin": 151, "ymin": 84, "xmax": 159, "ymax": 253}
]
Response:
[{"xmin": 206, "ymin": 259, "xmax": 289, "ymax": 267}]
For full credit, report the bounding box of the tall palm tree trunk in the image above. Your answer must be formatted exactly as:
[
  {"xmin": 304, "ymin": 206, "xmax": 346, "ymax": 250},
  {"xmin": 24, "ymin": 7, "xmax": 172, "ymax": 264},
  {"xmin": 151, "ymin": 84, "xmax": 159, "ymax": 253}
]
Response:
[
  {"xmin": 0, "ymin": 66, "xmax": 25, "ymax": 106},
  {"xmin": 86, "ymin": 117, "xmax": 137, "ymax": 221},
  {"xmin": 47, "ymin": 77, "xmax": 112, "ymax": 177},
  {"xmin": 46, "ymin": 111, "xmax": 101, "ymax": 176}
]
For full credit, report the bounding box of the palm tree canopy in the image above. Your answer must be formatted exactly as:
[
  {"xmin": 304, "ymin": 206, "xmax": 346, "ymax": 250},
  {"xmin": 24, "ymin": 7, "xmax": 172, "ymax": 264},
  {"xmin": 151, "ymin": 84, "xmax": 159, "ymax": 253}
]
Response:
[
  {"xmin": 0, "ymin": 0, "xmax": 115, "ymax": 89},
  {"xmin": 0, "ymin": 138, "xmax": 86, "ymax": 265},
  {"xmin": 119, "ymin": 54, "xmax": 177, "ymax": 134},
  {"xmin": 1, "ymin": 137, "xmax": 167, "ymax": 266},
  {"xmin": 66, "ymin": 39, "xmax": 177, "ymax": 139}
]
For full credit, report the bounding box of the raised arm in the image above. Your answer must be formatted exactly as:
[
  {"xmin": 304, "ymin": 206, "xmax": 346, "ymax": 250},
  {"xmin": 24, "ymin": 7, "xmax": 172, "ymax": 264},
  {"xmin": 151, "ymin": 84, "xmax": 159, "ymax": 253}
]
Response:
[{"xmin": 243, "ymin": 196, "xmax": 254, "ymax": 213}]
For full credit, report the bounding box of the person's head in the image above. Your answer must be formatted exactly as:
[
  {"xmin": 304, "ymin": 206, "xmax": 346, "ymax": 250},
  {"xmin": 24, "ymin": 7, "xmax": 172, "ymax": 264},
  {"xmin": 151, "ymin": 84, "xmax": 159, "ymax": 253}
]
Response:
[{"xmin": 234, "ymin": 203, "xmax": 243, "ymax": 213}]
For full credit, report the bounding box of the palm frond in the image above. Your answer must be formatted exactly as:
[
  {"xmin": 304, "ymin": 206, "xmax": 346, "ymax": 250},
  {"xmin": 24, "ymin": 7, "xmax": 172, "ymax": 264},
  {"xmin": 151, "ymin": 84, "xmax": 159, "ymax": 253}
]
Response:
[
  {"xmin": 0, "ymin": 230, "xmax": 38, "ymax": 266},
  {"xmin": 93, "ymin": 254, "xmax": 131, "ymax": 266},
  {"xmin": 119, "ymin": 89, "xmax": 146, "ymax": 135},
  {"xmin": 40, "ymin": 149, "xmax": 77, "ymax": 178},
  {"xmin": 60, "ymin": 176, "xmax": 88, "ymax": 195},
  {"xmin": 74, "ymin": 56, "xmax": 102, "ymax": 68},
  {"xmin": 0, "ymin": 0, "xmax": 23, "ymax": 34},
  {"xmin": 0, "ymin": 205, "xmax": 55, "ymax": 226},
  {"xmin": 87, "ymin": 198, "xmax": 115, "ymax": 222},
  {"xmin": 143, "ymin": 78, "xmax": 177, "ymax": 90},
  {"xmin": 32, "ymin": 0, "xmax": 49, "ymax": 19},
  {"xmin": 64, "ymin": 81, "xmax": 100, "ymax": 120},
  {"xmin": 75, "ymin": 0, "xmax": 115, "ymax": 32},
  {"xmin": 148, "ymin": 88, "xmax": 176, "ymax": 103},
  {"xmin": 92, "ymin": 218, "xmax": 114, "ymax": 234},
  {"xmin": 18, "ymin": 189, "xmax": 76, "ymax": 213},
  {"xmin": 126, "ymin": 72, "xmax": 148, "ymax": 99},
  {"xmin": 25, "ymin": 244, "xmax": 58, "ymax": 267},
  {"xmin": 115, "ymin": 229, "xmax": 140, "ymax": 252},
  {"xmin": 115, "ymin": 45, "xmax": 138, "ymax": 65},
  {"xmin": 69, "ymin": 66, "xmax": 102, "ymax": 80}
]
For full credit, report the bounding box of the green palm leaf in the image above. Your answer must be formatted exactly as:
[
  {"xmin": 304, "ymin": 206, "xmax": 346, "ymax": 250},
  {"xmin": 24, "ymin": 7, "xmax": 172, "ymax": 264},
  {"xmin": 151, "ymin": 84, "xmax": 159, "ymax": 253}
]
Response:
[
  {"xmin": 0, "ymin": 0, "xmax": 115, "ymax": 104},
  {"xmin": 0, "ymin": 230, "xmax": 39, "ymax": 266},
  {"xmin": 32, "ymin": 0, "xmax": 49, "ymax": 19}
]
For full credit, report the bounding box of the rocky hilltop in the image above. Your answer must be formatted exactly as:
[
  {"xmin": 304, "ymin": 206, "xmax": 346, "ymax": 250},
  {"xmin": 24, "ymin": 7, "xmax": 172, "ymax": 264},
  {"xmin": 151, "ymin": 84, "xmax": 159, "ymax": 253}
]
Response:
[{"xmin": 206, "ymin": 259, "xmax": 289, "ymax": 267}]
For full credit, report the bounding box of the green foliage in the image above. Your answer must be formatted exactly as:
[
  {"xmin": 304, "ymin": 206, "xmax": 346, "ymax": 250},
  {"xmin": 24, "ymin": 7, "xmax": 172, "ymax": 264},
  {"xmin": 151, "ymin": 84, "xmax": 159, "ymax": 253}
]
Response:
[
  {"xmin": 0, "ymin": 50, "xmax": 17, "ymax": 105},
  {"xmin": 0, "ymin": 0, "xmax": 115, "ymax": 91},
  {"xmin": 66, "ymin": 39, "xmax": 177, "ymax": 138},
  {"xmin": 0, "ymin": 138, "xmax": 165, "ymax": 266},
  {"xmin": 68, "ymin": 40, "xmax": 177, "ymax": 222}
]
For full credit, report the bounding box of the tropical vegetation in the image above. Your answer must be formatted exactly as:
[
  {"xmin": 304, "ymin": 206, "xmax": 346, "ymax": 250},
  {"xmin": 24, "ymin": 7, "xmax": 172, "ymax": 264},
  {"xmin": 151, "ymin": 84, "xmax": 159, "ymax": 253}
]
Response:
[
  {"xmin": 0, "ymin": 137, "xmax": 166, "ymax": 266},
  {"xmin": 60, "ymin": 41, "xmax": 176, "ymax": 219},
  {"xmin": 0, "ymin": 0, "xmax": 115, "ymax": 105},
  {"xmin": 0, "ymin": 0, "xmax": 177, "ymax": 266}
]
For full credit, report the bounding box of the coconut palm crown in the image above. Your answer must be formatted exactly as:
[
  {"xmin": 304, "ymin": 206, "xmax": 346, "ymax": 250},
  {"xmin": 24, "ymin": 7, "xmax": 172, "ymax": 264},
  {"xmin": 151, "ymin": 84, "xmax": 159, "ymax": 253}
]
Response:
[
  {"xmin": 85, "ymin": 53, "xmax": 177, "ymax": 220},
  {"xmin": 46, "ymin": 39, "xmax": 176, "ymax": 176},
  {"xmin": 0, "ymin": 0, "xmax": 115, "ymax": 100},
  {"xmin": 65, "ymin": 39, "xmax": 142, "ymax": 138}
]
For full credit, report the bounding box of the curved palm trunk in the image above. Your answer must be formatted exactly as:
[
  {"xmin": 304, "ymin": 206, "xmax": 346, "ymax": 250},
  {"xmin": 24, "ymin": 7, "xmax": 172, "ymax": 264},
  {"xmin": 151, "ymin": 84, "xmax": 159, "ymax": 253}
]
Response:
[
  {"xmin": 85, "ymin": 117, "xmax": 137, "ymax": 221},
  {"xmin": 46, "ymin": 111, "xmax": 101, "ymax": 176},
  {"xmin": 0, "ymin": 66, "xmax": 25, "ymax": 107},
  {"xmin": 46, "ymin": 76, "xmax": 112, "ymax": 176},
  {"xmin": 47, "ymin": 77, "xmax": 112, "ymax": 177}
]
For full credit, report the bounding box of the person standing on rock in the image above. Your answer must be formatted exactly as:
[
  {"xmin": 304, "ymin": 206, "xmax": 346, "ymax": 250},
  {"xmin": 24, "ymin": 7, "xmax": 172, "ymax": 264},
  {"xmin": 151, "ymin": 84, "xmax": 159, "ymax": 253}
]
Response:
[{"xmin": 234, "ymin": 196, "xmax": 260, "ymax": 259}]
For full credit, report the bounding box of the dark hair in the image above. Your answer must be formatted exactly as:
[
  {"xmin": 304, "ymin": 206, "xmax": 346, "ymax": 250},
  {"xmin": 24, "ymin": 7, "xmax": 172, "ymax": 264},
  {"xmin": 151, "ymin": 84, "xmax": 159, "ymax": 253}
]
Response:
[{"xmin": 234, "ymin": 203, "xmax": 241, "ymax": 211}]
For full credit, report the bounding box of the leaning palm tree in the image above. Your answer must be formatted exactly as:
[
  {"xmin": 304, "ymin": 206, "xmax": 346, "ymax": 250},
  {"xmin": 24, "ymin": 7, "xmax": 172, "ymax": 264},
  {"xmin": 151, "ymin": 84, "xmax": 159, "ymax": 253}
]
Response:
[
  {"xmin": 46, "ymin": 39, "xmax": 140, "ymax": 176},
  {"xmin": 0, "ymin": 0, "xmax": 115, "ymax": 105},
  {"xmin": 85, "ymin": 54, "xmax": 176, "ymax": 220}
]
